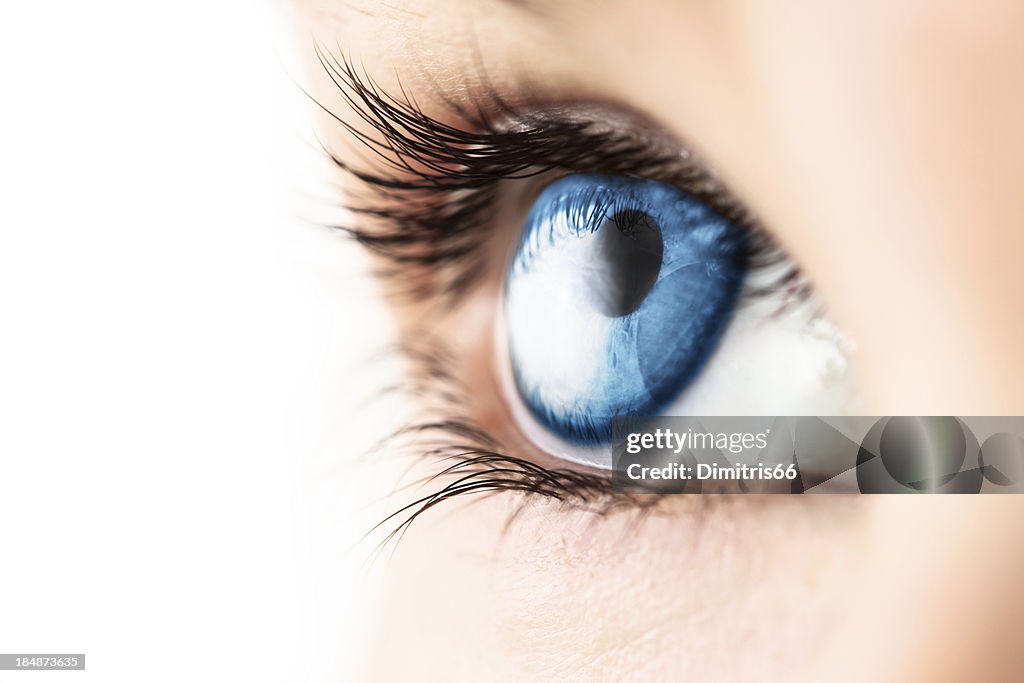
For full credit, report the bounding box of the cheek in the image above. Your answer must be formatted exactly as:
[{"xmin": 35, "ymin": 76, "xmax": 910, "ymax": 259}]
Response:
[{"xmin": 361, "ymin": 492, "xmax": 872, "ymax": 680}]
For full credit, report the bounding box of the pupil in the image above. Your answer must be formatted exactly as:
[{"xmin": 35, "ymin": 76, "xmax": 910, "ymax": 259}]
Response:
[{"xmin": 585, "ymin": 209, "xmax": 664, "ymax": 317}]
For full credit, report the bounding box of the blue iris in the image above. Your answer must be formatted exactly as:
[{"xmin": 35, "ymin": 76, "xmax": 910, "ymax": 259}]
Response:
[{"xmin": 504, "ymin": 173, "xmax": 747, "ymax": 444}]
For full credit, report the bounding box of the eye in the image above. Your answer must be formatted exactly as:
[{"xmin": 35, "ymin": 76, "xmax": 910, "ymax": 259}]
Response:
[
  {"xmin": 311, "ymin": 49, "xmax": 857, "ymax": 494},
  {"xmin": 503, "ymin": 173, "xmax": 748, "ymax": 447}
]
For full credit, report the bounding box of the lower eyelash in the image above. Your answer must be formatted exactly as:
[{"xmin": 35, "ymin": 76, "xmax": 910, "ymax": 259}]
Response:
[{"xmin": 361, "ymin": 337, "xmax": 663, "ymax": 554}]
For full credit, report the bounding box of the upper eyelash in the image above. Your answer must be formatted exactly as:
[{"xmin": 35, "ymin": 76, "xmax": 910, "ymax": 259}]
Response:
[{"xmin": 310, "ymin": 44, "xmax": 805, "ymax": 305}]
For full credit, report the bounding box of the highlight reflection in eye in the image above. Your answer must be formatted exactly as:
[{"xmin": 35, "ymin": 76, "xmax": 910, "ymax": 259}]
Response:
[{"xmin": 505, "ymin": 174, "xmax": 748, "ymax": 445}]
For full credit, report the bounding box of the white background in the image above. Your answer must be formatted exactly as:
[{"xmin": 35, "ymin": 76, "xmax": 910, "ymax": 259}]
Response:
[{"xmin": 0, "ymin": 2, "xmax": 376, "ymax": 680}]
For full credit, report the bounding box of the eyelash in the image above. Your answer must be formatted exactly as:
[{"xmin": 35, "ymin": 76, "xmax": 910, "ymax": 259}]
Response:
[
  {"xmin": 312, "ymin": 45, "xmax": 804, "ymax": 304},
  {"xmin": 311, "ymin": 45, "xmax": 807, "ymax": 545},
  {"xmin": 362, "ymin": 336, "xmax": 664, "ymax": 555}
]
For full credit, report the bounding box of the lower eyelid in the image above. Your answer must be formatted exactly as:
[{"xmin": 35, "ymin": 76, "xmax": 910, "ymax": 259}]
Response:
[
  {"xmin": 366, "ymin": 267, "xmax": 854, "ymax": 545},
  {"xmin": 358, "ymin": 326, "xmax": 635, "ymax": 547}
]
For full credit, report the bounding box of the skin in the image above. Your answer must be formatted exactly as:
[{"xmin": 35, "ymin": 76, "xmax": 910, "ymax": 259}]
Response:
[{"xmin": 294, "ymin": 1, "xmax": 1024, "ymax": 680}]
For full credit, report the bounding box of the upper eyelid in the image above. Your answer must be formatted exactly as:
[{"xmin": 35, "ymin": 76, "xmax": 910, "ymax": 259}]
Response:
[{"xmin": 312, "ymin": 46, "xmax": 772, "ymax": 301}]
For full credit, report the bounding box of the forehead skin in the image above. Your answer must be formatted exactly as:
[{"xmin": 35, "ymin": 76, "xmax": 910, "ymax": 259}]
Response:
[{"xmin": 295, "ymin": 1, "xmax": 1024, "ymax": 681}]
